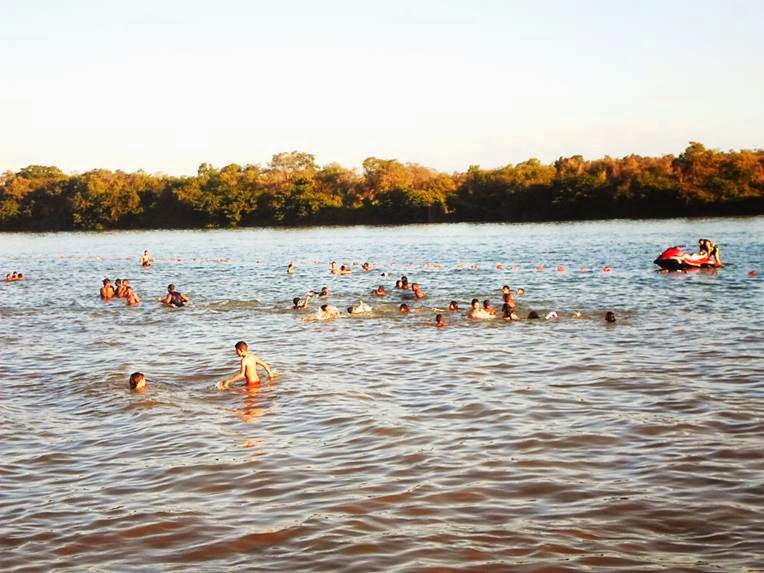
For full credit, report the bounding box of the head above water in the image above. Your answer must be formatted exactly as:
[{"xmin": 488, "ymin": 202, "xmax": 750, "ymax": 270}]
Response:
[
  {"xmin": 129, "ymin": 372, "xmax": 146, "ymax": 391},
  {"xmin": 399, "ymin": 303, "xmax": 410, "ymax": 313},
  {"xmin": 528, "ymin": 310, "xmax": 540, "ymax": 319},
  {"xmin": 235, "ymin": 341, "xmax": 248, "ymax": 353},
  {"xmin": 449, "ymin": 300, "xmax": 459, "ymax": 311},
  {"xmin": 167, "ymin": 284, "xmax": 176, "ymax": 293},
  {"xmin": 606, "ymin": 311, "xmax": 616, "ymax": 323}
]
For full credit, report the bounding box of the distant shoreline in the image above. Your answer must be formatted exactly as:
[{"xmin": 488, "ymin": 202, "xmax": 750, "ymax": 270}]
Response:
[{"xmin": 2, "ymin": 143, "xmax": 762, "ymax": 232}]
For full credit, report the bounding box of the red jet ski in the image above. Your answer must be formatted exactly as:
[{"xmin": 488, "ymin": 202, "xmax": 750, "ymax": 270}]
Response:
[{"xmin": 654, "ymin": 245, "xmax": 722, "ymax": 271}]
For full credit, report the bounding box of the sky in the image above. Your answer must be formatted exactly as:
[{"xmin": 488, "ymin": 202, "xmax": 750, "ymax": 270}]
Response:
[{"xmin": 1, "ymin": 0, "xmax": 762, "ymax": 175}]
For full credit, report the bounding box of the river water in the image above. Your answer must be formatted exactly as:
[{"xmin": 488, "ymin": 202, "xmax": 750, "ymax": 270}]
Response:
[{"xmin": 2, "ymin": 218, "xmax": 763, "ymax": 572}]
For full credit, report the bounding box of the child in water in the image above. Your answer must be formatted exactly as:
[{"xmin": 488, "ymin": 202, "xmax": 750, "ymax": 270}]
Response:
[
  {"xmin": 218, "ymin": 340, "xmax": 275, "ymax": 389},
  {"xmin": 129, "ymin": 372, "xmax": 147, "ymax": 392}
]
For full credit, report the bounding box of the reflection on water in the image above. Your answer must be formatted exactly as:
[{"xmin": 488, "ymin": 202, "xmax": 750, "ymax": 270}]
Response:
[{"xmin": 2, "ymin": 218, "xmax": 764, "ymax": 572}]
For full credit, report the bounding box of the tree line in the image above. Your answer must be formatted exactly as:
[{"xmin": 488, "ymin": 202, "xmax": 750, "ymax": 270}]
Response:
[{"xmin": 1, "ymin": 142, "xmax": 762, "ymax": 231}]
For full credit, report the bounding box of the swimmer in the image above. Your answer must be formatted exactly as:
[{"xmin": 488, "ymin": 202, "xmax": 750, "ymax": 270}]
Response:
[
  {"xmin": 399, "ymin": 303, "xmax": 410, "ymax": 313},
  {"xmin": 305, "ymin": 304, "xmax": 341, "ymax": 322},
  {"xmin": 319, "ymin": 286, "xmax": 329, "ymax": 298},
  {"xmin": 140, "ymin": 250, "xmax": 153, "ymax": 267},
  {"xmin": 100, "ymin": 278, "xmax": 115, "ymax": 299},
  {"xmin": 161, "ymin": 284, "xmax": 190, "ymax": 307},
  {"xmin": 527, "ymin": 310, "xmax": 541, "ymax": 319},
  {"xmin": 483, "ymin": 299, "xmax": 497, "ymax": 315},
  {"xmin": 362, "ymin": 262, "xmax": 371, "ymax": 272},
  {"xmin": 371, "ymin": 285, "xmax": 386, "ymax": 297},
  {"xmin": 435, "ymin": 314, "xmax": 447, "ymax": 327},
  {"xmin": 394, "ymin": 279, "xmax": 403, "ymax": 289},
  {"xmin": 501, "ymin": 285, "xmax": 517, "ymax": 309},
  {"xmin": 347, "ymin": 300, "xmax": 373, "ymax": 314},
  {"xmin": 330, "ymin": 261, "xmax": 339, "ymax": 275},
  {"xmin": 448, "ymin": 301, "xmax": 459, "ymax": 311},
  {"xmin": 287, "ymin": 261, "xmax": 296, "ymax": 274},
  {"xmin": 468, "ymin": 298, "xmax": 491, "ymax": 319},
  {"xmin": 400, "ymin": 276, "xmax": 409, "ymax": 289},
  {"xmin": 502, "ymin": 303, "xmax": 519, "ymax": 321},
  {"xmin": 339, "ymin": 264, "xmax": 353, "ymax": 275},
  {"xmin": 516, "ymin": 288, "xmax": 525, "ymax": 296},
  {"xmin": 411, "ymin": 283, "xmax": 425, "ymax": 299},
  {"xmin": 293, "ymin": 290, "xmax": 313, "ymax": 309},
  {"xmin": 218, "ymin": 340, "xmax": 275, "ymax": 389},
  {"xmin": 125, "ymin": 286, "xmax": 141, "ymax": 305},
  {"xmin": 129, "ymin": 372, "xmax": 147, "ymax": 392},
  {"xmin": 605, "ymin": 311, "xmax": 617, "ymax": 323},
  {"xmin": 116, "ymin": 279, "xmax": 129, "ymax": 298}
]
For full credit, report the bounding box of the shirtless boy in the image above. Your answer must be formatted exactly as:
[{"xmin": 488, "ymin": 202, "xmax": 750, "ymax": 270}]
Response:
[
  {"xmin": 140, "ymin": 250, "xmax": 153, "ymax": 267},
  {"xmin": 100, "ymin": 278, "xmax": 115, "ymax": 299},
  {"xmin": 125, "ymin": 286, "xmax": 141, "ymax": 305},
  {"xmin": 218, "ymin": 341, "xmax": 275, "ymax": 389}
]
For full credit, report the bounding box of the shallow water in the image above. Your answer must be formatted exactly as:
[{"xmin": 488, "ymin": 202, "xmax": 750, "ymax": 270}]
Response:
[{"xmin": 2, "ymin": 218, "xmax": 763, "ymax": 572}]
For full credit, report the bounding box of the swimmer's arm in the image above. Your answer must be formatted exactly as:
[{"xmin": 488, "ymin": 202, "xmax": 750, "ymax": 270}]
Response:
[
  {"xmin": 255, "ymin": 356, "xmax": 275, "ymax": 381},
  {"xmin": 218, "ymin": 362, "xmax": 246, "ymax": 389}
]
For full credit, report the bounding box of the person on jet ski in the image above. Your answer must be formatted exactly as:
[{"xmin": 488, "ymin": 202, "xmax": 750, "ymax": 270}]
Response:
[{"xmin": 698, "ymin": 238, "xmax": 722, "ymax": 265}]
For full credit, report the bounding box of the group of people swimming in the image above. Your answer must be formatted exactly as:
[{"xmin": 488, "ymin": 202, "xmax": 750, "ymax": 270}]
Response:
[
  {"xmin": 99, "ymin": 277, "xmax": 190, "ymax": 308},
  {"xmin": 289, "ymin": 261, "xmax": 618, "ymax": 327},
  {"xmin": 118, "ymin": 253, "xmax": 617, "ymax": 392},
  {"xmin": 3, "ymin": 271, "xmax": 24, "ymax": 281}
]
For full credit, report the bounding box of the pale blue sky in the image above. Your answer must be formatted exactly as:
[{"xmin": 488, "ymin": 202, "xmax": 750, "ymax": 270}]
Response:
[{"xmin": 1, "ymin": 0, "xmax": 762, "ymax": 175}]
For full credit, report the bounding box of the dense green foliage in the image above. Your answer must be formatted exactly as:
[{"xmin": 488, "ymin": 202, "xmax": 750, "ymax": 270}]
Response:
[{"xmin": 1, "ymin": 143, "xmax": 762, "ymax": 231}]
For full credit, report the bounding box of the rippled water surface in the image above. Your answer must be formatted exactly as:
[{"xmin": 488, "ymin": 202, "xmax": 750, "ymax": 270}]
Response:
[{"xmin": 2, "ymin": 219, "xmax": 763, "ymax": 572}]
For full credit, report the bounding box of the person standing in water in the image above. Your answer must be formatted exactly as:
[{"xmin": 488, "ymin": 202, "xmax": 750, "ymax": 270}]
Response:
[
  {"xmin": 218, "ymin": 341, "xmax": 275, "ymax": 389},
  {"xmin": 140, "ymin": 250, "xmax": 153, "ymax": 267},
  {"xmin": 161, "ymin": 284, "xmax": 190, "ymax": 307},
  {"xmin": 100, "ymin": 278, "xmax": 115, "ymax": 299}
]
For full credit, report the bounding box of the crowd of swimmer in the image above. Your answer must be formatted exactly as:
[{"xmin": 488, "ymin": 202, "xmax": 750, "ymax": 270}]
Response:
[
  {"xmin": 97, "ymin": 250, "xmax": 190, "ymax": 308},
  {"xmin": 290, "ymin": 260, "xmax": 618, "ymax": 327},
  {"xmin": 4, "ymin": 271, "xmax": 24, "ymax": 282}
]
